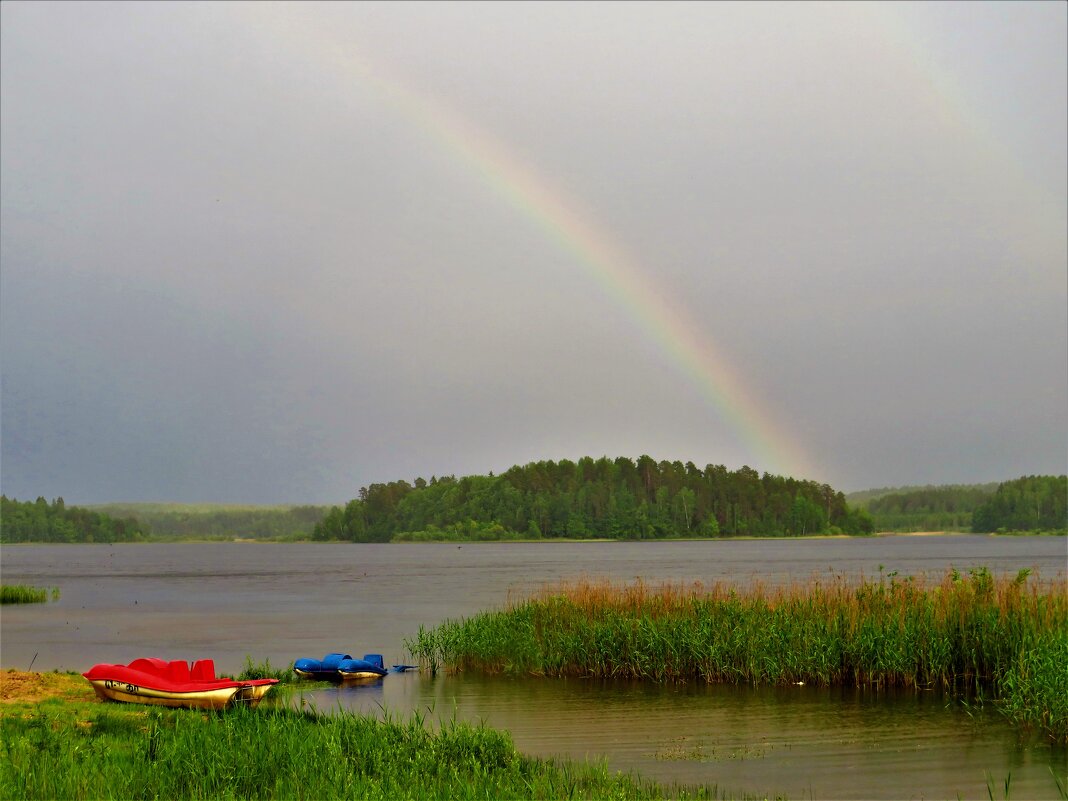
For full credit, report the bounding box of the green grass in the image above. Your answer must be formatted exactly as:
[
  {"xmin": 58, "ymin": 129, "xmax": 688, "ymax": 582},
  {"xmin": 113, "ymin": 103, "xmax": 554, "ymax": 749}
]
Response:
[
  {"xmin": 0, "ymin": 586, "xmax": 58, "ymax": 604},
  {"xmin": 406, "ymin": 568, "xmax": 1068, "ymax": 741},
  {"xmin": 0, "ymin": 699, "xmax": 772, "ymax": 800},
  {"xmin": 235, "ymin": 656, "xmax": 295, "ymax": 684}
]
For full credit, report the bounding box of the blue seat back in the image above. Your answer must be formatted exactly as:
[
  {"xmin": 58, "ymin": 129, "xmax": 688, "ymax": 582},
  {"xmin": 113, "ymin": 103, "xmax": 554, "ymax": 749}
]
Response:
[{"xmin": 362, "ymin": 654, "xmax": 385, "ymax": 670}]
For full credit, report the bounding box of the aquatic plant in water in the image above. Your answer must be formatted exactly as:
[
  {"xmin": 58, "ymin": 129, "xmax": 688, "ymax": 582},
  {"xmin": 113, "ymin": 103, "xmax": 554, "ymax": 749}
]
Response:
[
  {"xmin": 0, "ymin": 585, "xmax": 58, "ymax": 604},
  {"xmin": 406, "ymin": 568, "xmax": 1068, "ymax": 741}
]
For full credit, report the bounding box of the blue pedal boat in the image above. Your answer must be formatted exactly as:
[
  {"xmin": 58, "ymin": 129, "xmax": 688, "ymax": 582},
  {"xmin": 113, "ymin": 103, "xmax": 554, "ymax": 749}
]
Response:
[{"xmin": 294, "ymin": 653, "xmax": 388, "ymax": 682}]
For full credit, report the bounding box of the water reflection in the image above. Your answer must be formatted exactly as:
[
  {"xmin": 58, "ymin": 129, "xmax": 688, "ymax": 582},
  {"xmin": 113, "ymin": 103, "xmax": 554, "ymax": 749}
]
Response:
[{"xmin": 292, "ymin": 672, "xmax": 1067, "ymax": 800}]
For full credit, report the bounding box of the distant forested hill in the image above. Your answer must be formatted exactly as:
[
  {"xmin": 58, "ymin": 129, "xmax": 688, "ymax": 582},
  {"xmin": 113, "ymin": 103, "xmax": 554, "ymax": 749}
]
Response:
[
  {"xmin": 1, "ymin": 496, "xmax": 148, "ymax": 543},
  {"xmin": 846, "ymin": 483, "xmax": 999, "ymax": 532},
  {"xmin": 846, "ymin": 483, "xmax": 994, "ymax": 507},
  {"xmin": 313, "ymin": 456, "xmax": 874, "ymax": 542},
  {"xmin": 971, "ymin": 475, "xmax": 1067, "ymax": 533},
  {"xmin": 91, "ymin": 503, "xmax": 328, "ymax": 541}
]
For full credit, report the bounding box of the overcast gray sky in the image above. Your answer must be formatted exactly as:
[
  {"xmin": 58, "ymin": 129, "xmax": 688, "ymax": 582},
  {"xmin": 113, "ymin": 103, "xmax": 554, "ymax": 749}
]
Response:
[{"xmin": 2, "ymin": 1, "xmax": 1065, "ymax": 504}]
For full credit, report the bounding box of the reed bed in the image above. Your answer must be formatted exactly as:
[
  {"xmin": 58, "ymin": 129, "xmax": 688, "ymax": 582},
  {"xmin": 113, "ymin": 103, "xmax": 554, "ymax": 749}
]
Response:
[
  {"xmin": 0, "ymin": 701, "xmax": 757, "ymax": 800},
  {"xmin": 407, "ymin": 568, "xmax": 1068, "ymax": 740},
  {"xmin": 0, "ymin": 585, "xmax": 58, "ymax": 604}
]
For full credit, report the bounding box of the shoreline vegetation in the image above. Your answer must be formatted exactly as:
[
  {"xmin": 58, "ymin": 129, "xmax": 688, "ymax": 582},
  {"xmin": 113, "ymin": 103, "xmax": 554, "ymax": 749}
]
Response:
[
  {"xmin": 849, "ymin": 475, "xmax": 1067, "ymax": 534},
  {"xmin": 2, "ymin": 529, "xmax": 1063, "ymax": 546},
  {"xmin": 407, "ymin": 568, "xmax": 1068, "ymax": 742},
  {"xmin": 2, "ymin": 672, "xmax": 1065, "ymax": 801},
  {"xmin": 0, "ymin": 671, "xmax": 746, "ymax": 801},
  {"xmin": 2, "ymin": 473, "xmax": 1063, "ymax": 545}
]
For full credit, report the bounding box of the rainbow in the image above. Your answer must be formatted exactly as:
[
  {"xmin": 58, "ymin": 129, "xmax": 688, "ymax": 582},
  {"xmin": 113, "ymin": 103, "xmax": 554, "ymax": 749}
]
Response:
[{"xmin": 252, "ymin": 10, "xmax": 820, "ymax": 481}]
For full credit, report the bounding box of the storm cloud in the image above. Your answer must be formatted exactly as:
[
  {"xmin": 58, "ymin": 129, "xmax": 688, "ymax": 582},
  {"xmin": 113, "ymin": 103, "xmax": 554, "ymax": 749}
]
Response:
[{"xmin": 2, "ymin": 1, "xmax": 1065, "ymax": 503}]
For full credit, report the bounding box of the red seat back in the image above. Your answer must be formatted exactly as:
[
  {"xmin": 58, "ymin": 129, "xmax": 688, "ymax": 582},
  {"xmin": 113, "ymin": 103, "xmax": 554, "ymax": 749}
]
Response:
[
  {"xmin": 128, "ymin": 657, "xmax": 169, "ymax": 676},
  {"xmin": 191, "ymin": 659, "xmax": 216, "ymax": 681},
  {"xmin": 167, "ymin": 660, "xmax": 191, "ymax": 683}
]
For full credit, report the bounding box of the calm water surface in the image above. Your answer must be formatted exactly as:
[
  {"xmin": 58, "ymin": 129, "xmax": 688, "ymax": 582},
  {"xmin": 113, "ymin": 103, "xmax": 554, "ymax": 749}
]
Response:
[{"xmin": 3, "ymin": 537, "xmax": 1066, "ymax": 798}]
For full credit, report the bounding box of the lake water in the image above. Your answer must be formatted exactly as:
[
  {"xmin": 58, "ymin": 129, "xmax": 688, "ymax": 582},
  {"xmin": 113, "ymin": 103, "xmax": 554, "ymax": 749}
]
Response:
[{"xmin": 2, "ymin": 536, "xmax": 1066, "ymax": 798}]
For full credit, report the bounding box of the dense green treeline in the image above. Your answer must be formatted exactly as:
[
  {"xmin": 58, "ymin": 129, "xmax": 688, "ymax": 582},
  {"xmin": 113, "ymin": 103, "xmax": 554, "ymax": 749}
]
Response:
[
  {"xmin": 7, "ymin": 473, "xmax": 1057, "ymax": 544},
  {"xmin": 313, "ymin": 456, "xmax": 874, "ymax": 542},
  {"xmin": 0, "ymin": 496, "xmax": 148, "ymax": 544},
  {"xmin": 845, "ymin": 483, "xmax": 998, "ymax": 507},
  {"xmin": 846, "ymin": 478, "xmax": 1067, "ymax": 534},
  {"xmin": 971, "ymin": 475, "xmax": 1067, "ymax": 533},
  {"xmin": 857, "ymin": 483, "xmax": 998, "ymax": 532},
  {"xmin": 1, "ymin": 498, "xmax": 326, "ymax": 543},
  {"xmin": 92, "ymin": 503, "xmax": 327, "ymax": 541}
]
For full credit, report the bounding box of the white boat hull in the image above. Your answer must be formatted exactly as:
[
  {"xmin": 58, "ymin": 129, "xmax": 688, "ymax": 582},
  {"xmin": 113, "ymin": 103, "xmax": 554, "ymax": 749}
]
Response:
[
  {"xmin": 87, "ymin": 678, "xmax": 241, "ymax": 710},
  {"xmin": 338, "ymin": 670, "xmax": 386, "ymax": 681},
  {"xmin": 235, "ymin": 682, "xmax": 275, "ymax": 706}
]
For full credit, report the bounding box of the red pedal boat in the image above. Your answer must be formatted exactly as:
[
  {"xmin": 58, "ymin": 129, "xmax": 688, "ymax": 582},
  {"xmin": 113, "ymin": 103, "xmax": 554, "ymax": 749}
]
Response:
[{"xmin": 83, "ymin": 658, "xmax": 278, "ymax": 710}]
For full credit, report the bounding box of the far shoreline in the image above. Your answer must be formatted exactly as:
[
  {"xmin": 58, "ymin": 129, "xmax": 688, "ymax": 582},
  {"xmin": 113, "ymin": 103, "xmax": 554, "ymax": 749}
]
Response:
[{"xmin": 5, "ymin": 530, "xmax": 1064, "ymax": 547}]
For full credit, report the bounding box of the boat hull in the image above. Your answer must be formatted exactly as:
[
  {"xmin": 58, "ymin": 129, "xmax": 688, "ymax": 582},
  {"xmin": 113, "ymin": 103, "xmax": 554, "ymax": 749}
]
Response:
[
  {"xmin": 337, "ymin": 669, "xmax": 386, "ymax": 681},
  {"xmin": 293, "ymin": 667, "xmax": 341, "ymax": 682},
  {"xmin": 83, "ymin": 658, "xmax": 278, "ymax": 710},
  {"xmin": 234, "ymin": 681, "xmax": 278, "ymax": 706},
  {"xmin": 294, "ymin": 653, "xmax": 388, "ymax": 682},
  {"xmin": 86, "ymin": 678, "xmax": 241, "ymax": 710}
]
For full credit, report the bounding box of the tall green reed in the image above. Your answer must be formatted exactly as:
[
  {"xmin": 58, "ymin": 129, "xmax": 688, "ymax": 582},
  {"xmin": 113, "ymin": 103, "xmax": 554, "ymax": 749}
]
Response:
[
  {"xmin": 0, "ymin": 586, "xmax": 58, "ymax": 604},
  {"xmin": 236, "ymin": 656, "xmax": 294, "ymax": 684},
  {"xmin": 406, "ymin": 568, "xmax": 1068, "ymax": 740}
]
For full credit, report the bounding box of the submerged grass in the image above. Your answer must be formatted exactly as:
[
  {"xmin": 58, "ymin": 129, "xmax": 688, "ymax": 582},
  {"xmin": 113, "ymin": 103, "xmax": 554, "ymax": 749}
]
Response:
[
  {"xmin": 0, "ymin": 694, "xmax": 763, "ymax": 800},
  {"xmin": 0, "ymin": 586, "xmax": 58, "ymax": 604},
  {"xmin": 407, "ymin": 568, "xmax": 1068, "ymax": 741}
]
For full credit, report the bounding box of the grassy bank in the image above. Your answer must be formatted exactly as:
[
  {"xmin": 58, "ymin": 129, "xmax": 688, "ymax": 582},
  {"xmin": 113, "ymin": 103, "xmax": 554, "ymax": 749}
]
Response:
[
  {"xmin": 0, "ymin": 670, "xmax": 768, "ymax": 800},
  {"xmin": 0, "ymin": 586, "xmax": 58, "ymax": 604},
  {"xmin": 407, "ymin": 568, "xmax": 1068, "ymax": 741}
]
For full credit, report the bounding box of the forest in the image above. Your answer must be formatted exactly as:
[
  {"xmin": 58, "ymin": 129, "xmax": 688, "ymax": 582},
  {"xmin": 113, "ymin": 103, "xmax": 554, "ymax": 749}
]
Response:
[
  {"xmin": 851, "ymin": 483, "xmax": 999, "ymax": 532},
  {"xmin": 971, "ymin": 475, "xmax": 1066, "ymax": 533},
  {"xmin": 91, "ymin": 503, "xmax": 327, "ymax": 541},
  {"xmin": 312, "ymin": 456, "xmax": 875, "ymax": 542},
  {"xmin": 0, "ymin": 496, "xmax": 148, "ymax": 543},
  {"xmin": 848, "ymin": 477, "xmax": 1066, "ymax": 533},
  {"xmin": 0, "ymin": 499, "xmax": 325, "ymax": 543},
  {"xmin": 5, "ymin": 470, "xmax": 1059, "ymax": 544}
]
